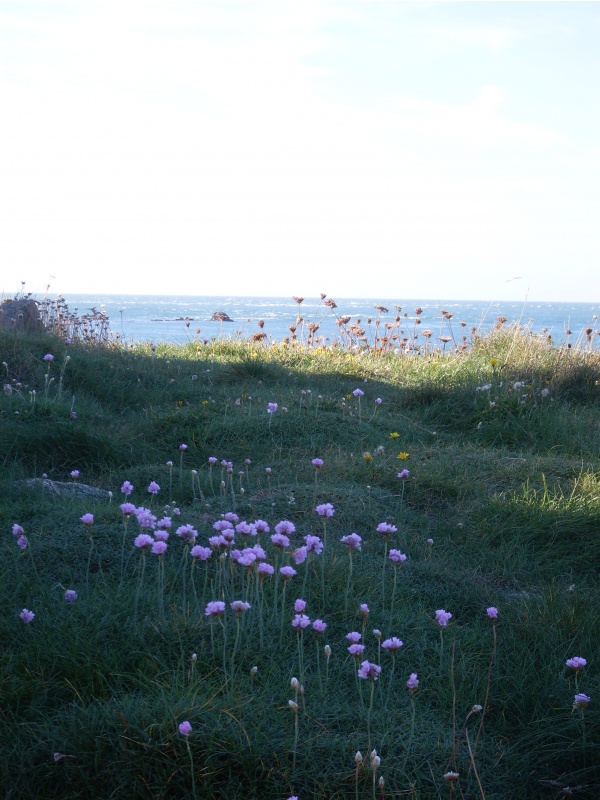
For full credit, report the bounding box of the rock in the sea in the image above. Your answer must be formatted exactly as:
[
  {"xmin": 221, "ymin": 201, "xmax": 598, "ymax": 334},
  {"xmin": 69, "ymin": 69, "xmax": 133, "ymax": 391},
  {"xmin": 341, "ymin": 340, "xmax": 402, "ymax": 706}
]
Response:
[
  {"xmin": 0, "ymin": 298, "xmax": 41, "ymax": 331},
  {"xmin": 210, "ymin": 310, "xmax": 234, "ymax": 322}
]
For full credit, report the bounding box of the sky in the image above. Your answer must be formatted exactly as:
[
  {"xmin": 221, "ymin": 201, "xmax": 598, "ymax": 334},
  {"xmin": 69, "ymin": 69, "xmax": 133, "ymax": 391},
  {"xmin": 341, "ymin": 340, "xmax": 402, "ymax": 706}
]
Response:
[{"xmin": 1, "ymin": 0, "xmax": 599, "ymax": 302}]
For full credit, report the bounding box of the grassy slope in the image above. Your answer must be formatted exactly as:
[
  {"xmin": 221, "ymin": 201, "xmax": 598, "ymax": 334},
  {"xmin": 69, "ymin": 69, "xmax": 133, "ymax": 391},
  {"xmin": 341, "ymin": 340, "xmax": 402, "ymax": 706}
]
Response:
[{"xmin": 1, "ymin": 328, "xmax": 599, "ymax": 799}]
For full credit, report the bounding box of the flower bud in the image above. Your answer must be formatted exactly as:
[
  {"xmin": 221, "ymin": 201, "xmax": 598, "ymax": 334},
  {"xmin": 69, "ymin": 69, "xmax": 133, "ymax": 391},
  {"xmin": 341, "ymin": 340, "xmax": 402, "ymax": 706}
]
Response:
[
  {"xmin": 291, "ymin": 677, "xmax": 300, "ymax": 691},
  {"xmin": 355, "ymin": 751, "xmax": 363, "ymax": 765},
  {"xmin": 288, "ymin": 700, "xmax": 299, "ymax": 712}
]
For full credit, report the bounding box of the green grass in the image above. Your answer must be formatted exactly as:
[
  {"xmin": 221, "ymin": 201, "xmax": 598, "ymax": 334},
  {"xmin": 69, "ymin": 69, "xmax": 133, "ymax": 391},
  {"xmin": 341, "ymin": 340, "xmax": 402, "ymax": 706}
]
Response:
[{"xmin": 1, "ymin": 326, "xmax": 599, "ymax": 799}]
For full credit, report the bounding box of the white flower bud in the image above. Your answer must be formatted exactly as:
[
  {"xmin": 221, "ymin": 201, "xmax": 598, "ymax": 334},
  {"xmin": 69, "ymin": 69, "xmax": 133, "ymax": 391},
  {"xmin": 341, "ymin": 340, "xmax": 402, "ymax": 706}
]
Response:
[
  {"xmin": 355, "ymin": 751, "xmax": 363, "ymax": 764},
  {"xmin": 291, "ymin": 677, "xmax": 300, "ymax": 691}
]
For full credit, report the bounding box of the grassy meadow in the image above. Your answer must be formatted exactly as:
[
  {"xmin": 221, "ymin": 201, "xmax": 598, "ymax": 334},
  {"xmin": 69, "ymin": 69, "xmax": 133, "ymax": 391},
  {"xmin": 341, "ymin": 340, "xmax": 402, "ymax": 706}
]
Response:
[{"xmin": 1, "ymin": 314, "xmax": 599, "ymax": 799}]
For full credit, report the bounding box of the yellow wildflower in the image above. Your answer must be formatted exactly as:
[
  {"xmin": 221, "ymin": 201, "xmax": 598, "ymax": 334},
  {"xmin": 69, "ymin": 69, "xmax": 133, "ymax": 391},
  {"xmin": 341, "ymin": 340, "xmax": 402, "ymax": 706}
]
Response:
[
  {"xmin": 390, "ymin": 432, "xmax": 400, "ymax": 439},
  {"xmin": 397, "ymin": 452, "xmax": 410, "ymax": 460}
]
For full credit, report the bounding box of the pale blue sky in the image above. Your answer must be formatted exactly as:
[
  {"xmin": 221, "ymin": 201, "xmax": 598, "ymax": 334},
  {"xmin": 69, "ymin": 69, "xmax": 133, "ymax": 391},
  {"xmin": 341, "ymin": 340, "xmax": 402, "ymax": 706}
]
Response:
[{"xmin": 1, "ymin": 1, "xmax": 598, "ymax": 301}]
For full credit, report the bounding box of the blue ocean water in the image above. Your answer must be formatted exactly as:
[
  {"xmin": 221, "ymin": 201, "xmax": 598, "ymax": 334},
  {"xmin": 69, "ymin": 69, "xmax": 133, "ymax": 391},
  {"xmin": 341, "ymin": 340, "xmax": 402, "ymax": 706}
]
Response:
[{"xmin": 60, "ymin": 294, "xmax": 599, "ymax": 347}]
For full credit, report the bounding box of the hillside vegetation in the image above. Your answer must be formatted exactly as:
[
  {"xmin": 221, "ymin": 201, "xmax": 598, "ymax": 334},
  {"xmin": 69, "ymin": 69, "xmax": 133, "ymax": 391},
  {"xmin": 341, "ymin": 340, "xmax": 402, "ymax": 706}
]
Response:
[{"xmin": 1, "ymin": 324, "xmax": 599, "ymax": 799}]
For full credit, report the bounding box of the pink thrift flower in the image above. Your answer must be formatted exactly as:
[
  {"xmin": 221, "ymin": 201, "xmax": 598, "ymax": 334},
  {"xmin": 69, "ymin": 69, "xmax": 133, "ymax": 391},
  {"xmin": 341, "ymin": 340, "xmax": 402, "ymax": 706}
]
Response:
[
  {"xmin": 574, "ymin": 693, "xmax": 591, "ymax": 708},
  {"xmin": 223, "ymin": 512, "xmax": 239, "ymax": 523},
  {"xmin": 176, "ymin": 524, "xmax": 198, "ymax": 542},
  {"xmin": 64, "ymin": 589, "xmax": 78, "ymax": 603},
  {"xmin": 271, "ymin": 533, "xmax": 290, "ymax": 548},
  {"xmin": 275, "ymin": 520, "xmax": 296, "ymax": 535},
  {"xmin": 566, "ymin": 657, "xmax": 587, "ymax": 671},
  {"xmin": 43, "ymin": 353, "xmax": 54, "ymax": 362},
  {"xmin": 406, "ymin": 672, "xmax": 419, "ymax": 690},
  {"xmin": 376, "ymin": 522, "xmax": 397, "ymax": 535},
  {"xmin": 236, "ymin": 521, "xmax": 257, "ymax": 537},
  {"xmin": 230, "ymin": 600, "xmax": 251, "ymax": 613},
  {"xmin": 80, "ymin": 513, "xmax": 94, "ymax": 526},
  {"xmin": 179, "ymin": 443, "xmax": 188, "ymax": 451},
  {"xmin": 293, "ymin": 546, "xmax": 308, "ymax": 565},
  {"xmin": 435, "ymin": 609, "xmax": 453, "ymax": 627},
  {"xmin": 70, "ymin": 470, "xmax": 80, "ymax": 480},
  {"xmin": 20, "ymin": 608, "xmax": 35, "ymax": 623},
  {"xmin": 205, "ymin": 600, "xmax": 225, "ymax": 616},
  {"xmin": 291, "ymin": 614, "xmax": 311, "ymax": 629},
  {"xmin": 12, "ymin": 524, "xmax": 25, "ymax": 537},
  {"xmin": 341, "ymin": 533, "xmax": 362, "ymax": 550},
  {"xmin": 154, "ymin": 530, "xmax": 169, "ymax": 543},
  {"xmin": 348, "ymin": 643, "xmax": 366, "ymax": 657},
  {"xmin": 157, "ymin": 517, "xmax": 172, "ymax": 530},
  {"xmin": 311, "ymin": 458, "xmax": 324, "ymax": 468},
  {"xmin": 352, "ymin": 388, "xmax": 364, "ymax": 397},
  {"xmin": 358, "ymin": 660, "xmax": 381, "ymax": 680},
  {"xmin": 294, "ymin": 598, "xmax": 307, "ymax": 613},
  {"xmin": 147, "ymin": 481, "xmax": 160, "ymax": 495},
  {"xmin": 17, "ymin": 535, "xmax": 28, "ymax": 550},
  {"xmin": 190, "ymin": 545, "xmax": 212, "ymax": 561},
  {"xmin": 208, "ymin": 456, "xmax": 218, "ymax": 465},
  {"xmin": 178, "ymin": 720, "xmax": 192, "ymax": 736},
  {"xmin": 151, "ymin": 540, "xmax": 168, "ymax": 555},
  {"xmin": 304, "ymin": 535, "xmax": 323, "ymax": 554},
  {"xmin": 359, "ymin": 603, "xmax": 370, "ymax": 618},
  {"xmin": 382, "ymin": 637, "xmax": 403, "ymax": 652},
  {"xmin": 253, "ymin": 519, "xmax": 270, "ymax": 534},
  {"xmin": 267, "ymin": 402, "xmax": 278, "ymax": 414},
  {"xmin": 397, "ymin": 469, "xmax": 410, "ymax": 479},
  {"xmin": 389, "ymin": 549, "xmax": 407, "ymax": 563},
  {"xmin": 134, "ymin": 533, "xmax": 154, "ymax": 549},
  {"xmin": 257, "ymin": 562, "xmax": 274, "ymax": 577},
  {"xmin": 280, "ymin": 566, "xmax": 297, "ymax": 580},
  {"xmin": 315, "ymin": 503, "xmax": 335, "ymax": 517},
  {"xmin": 121, "ymin": 480, "xmax": 134, "ymax": 495},
  {"xmin": 346, "ymin": 631, "xmax": 362, "ymax": 643},
  {"xmin": 375, "ymin": 397, "xmax": 382, "ymax": 405},
  {"xmin": 486, "ymin": 607, "xmax": 499, "ymax": 619},
  {"xmin": 313, "ymin": 619, "xmax": 327, "ymax": 634},
  {"xmin": 213, "ymin": 519, "xmax": 233, "ymax": 532},
  {"xmin": 120, "ymin": 502, "xmax": 136, "ymax": 516}
]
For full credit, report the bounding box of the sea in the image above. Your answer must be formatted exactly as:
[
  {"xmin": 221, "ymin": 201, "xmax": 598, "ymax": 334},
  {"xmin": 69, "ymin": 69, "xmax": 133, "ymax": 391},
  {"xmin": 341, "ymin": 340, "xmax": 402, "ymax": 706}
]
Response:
[{"xmin": 59, "ymin": 294, "xmax": 599, "ymax": 348}]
